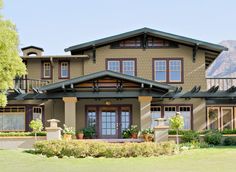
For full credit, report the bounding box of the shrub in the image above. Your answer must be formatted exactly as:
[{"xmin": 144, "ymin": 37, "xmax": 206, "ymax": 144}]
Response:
[
  {"xmin": 122, "ymin": 129, "xmax": 131, "ymax": 138},
  {"xmin": 204, "ymin": 130, "xmax": 222, "ymax": 145},
  {"xmin": 0, "ymin": 131, "xmax": 46, "ymax": 137},
  {"xmin": 221, "ymin": 129, "xmax": 236, "ymax": 135},
  {"xmin": 223, "ymin": 137, "xmax": 236, "ymax": 146},
  {"xmin": 180, "ymin": 141, "xmax": 209, "ymax": 150},
  {"xmin": 33, "ymin": 140, "xmax": 176, "ymax": 158},
  {"xmin": 182, "ymin": 130, "xmax": 199, "ymax": 143},
  {"xmin": 83, "ymin": 127, "xmax": 96, "ymax": 139}
]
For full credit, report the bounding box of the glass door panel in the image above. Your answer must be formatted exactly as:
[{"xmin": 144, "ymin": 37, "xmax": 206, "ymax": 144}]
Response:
[
  {"xmin": 221, "ymin": 107, "xmax": 233, "ymax": 130},
  {"xmin": 121, "ymin": 107, "xmax": 130, "ymax": 133}
]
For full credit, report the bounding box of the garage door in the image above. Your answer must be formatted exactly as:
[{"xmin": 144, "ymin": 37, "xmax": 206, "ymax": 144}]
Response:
[
  {"xmin": 179, "ymin": 106, "xmax": 191, "ymax": 129},
  {"xmin": 0, "ymin": 106, "xmax": 25, "ymax": 131}
]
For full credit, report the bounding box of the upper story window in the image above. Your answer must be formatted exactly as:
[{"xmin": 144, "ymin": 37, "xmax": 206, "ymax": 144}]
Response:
[
  {"xmin": 59, "ymin": 61, "xmax": 70, "ymax": 79},
  {"xmin": 153, "ymin": 58, "xmax": 183, "ymax": 83},
  {"xmin": 42, "ymin": 62, "xmax": 52, "ymax": 79},
  {"xmin": 107, "ymin": 59, "xmax": 136, "ymax": 76}
]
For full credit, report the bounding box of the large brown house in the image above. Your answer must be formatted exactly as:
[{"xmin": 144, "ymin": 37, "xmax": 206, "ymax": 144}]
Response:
[{"xmin": 4, "ymin": 28, "xmax": 234, "ymax": 138}]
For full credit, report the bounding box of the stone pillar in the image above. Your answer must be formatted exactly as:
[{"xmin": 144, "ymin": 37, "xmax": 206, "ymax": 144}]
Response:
[
  {"xmin": 63, "ymin": 97, "xmax": 77, "ymax": 129},
  {"xmin": 138, "ymin": 96, "xmax": 152, "ymax": 130},
  {"xmin": 153, "ymin": 118, "xmax": 169, "ymax": 143},
  {"xmin": 46, "ymin": 119, "xmax": 62, "ymax": 140}
]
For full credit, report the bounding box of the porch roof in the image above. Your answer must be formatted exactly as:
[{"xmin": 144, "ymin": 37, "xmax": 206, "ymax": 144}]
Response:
[{"xmin": 38, "ymin": 70, "xmax": 176, "ymax": 92}]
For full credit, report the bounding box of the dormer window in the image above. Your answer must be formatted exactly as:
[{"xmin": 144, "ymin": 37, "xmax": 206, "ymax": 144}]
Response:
[
  {"xmin": 59, "ymin": 61, "xmax": 70, "ymax": 79},
  {"xmin": 42, "ymin": 61, "xmax": 52, "ymax": 79}
]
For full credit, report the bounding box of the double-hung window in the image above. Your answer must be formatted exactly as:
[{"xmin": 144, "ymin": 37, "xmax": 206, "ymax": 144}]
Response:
[
  {"xmin": 60, "ymin": 61, "xmax": 69, "ymax": 79},
  {"xmin": 154, "ymin": 58, "xmax": 183, "ymax": 83},
  {"xmin": 107, "ymin": 59, "xmax": 136, "ymax": 76},
  {"xmin": 42, "ymin": 62, "xmax": 51, "ymax": 79}
]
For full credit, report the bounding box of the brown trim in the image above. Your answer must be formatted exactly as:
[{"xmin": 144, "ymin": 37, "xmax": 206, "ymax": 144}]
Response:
[
  {"xmin": 85, "ymin": 104, "xmax": 132, "ymax": 139},
  {"xmin": 152, "ymin": 58, "xmax": 184, "ymax": 84},
  {"xmin": 106, "ymin": 58, "xmax": 137, "ymax": 76},
  {"xmin": 41, "ymin": 60, "xmax": 53, "ymax": 79},
  {"xmin": 151, "ymin": 103, "xmax": 193, "ymax": 130},
  {"xmin": 58, "ymin": 60, "xmax": 70, "ymax": 79}
]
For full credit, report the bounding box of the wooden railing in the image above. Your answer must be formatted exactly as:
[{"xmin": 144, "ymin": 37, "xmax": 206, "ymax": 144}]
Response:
[
  {"xmin": 13, "ymin": 78, "xmax": 51, "ymax": 93},
  {"xmin": 206, "ymin": 78, "xmax": 236, "ymax": 90}
]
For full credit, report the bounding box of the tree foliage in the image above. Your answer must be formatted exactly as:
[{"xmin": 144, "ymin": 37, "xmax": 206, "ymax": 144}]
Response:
[
  {"xmin": 169, "ymin": 112, "xmax": 184, "ymax": 145},
  {"xmin": 0, "ymin": 0, "xmax": 26, "ymax": 107}
]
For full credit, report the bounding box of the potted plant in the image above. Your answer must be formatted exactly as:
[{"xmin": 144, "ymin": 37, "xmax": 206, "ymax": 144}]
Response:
[
  {"xmin": 141, "ymin": 128, "xmax": 154, "ymax": 142},
  {"xmin": 83, "ymin": 126, "xmax": 96, "ymax": 139},
  {"xmin": 62, "ymin": 124, "xmax": 75, "ymax": 141},
  {"xmin": 122, "ymin": 128, "xmax": 131, "ymax": 138},
  {"xmin": 130, "ymin": 125, "xmax": 138, "ymax": 139},
  {"xmin": 77, "ymin": 129, "xmax": 84, "ymax": 139}
]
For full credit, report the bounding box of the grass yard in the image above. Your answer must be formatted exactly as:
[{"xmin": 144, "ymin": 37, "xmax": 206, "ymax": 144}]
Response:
[{"xmin": 0, "ymin": 147, "xmax": 236, "ymax": 172}]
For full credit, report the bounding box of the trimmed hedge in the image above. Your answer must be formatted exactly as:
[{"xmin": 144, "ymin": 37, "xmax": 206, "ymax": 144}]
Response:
[
  {"xmin": 34, "ymin": 140, "xmax": 176, "ymax": 158},
  {"xmin": 223, "ymin": 137, "xmax": 236, "ymax": 146},
  {"xmin": 204, "ymin": 130, "xmax": 222, "ymax": 145},
  {"xmin": 0, "ymin": 132, "xmax": 46, "ymax": 137},
  {"xmin": 182, "ymin": 130, "xmax": 199, "ymax": 143}
]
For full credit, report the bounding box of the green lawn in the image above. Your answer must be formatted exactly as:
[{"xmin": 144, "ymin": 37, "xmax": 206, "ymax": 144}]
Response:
[{"xmin": 0, "ymin": 147, "xmax": 236, "ymax": 172}]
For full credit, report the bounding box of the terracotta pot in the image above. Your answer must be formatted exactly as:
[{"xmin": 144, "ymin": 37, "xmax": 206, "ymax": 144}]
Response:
[
  {"xmin": 131, "ymin": 133, "xmax": 138, "ymax": 139},
  {"xmin": 144, "ymin": 134, "xmax": 153, "ymax": 142},
  {"xmin": 77, "ymin": 133, "xmax": 84, "ymax": 139},
  {"xmin": 63, "ymin": 134, "xmax": 72, "ymax": 141}
]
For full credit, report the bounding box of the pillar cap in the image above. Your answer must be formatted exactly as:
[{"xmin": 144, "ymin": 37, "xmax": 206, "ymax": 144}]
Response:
[
  {"xmin": 63, "ymin": 97, "xmax": 77, "ymax": 103},
  {"xmin": 47, "ymin": 119, "xmax": 60, "ymax": 123},
  {"xmin": 138, "ymin": 96, "xmax": 152, "ymax": 102}
]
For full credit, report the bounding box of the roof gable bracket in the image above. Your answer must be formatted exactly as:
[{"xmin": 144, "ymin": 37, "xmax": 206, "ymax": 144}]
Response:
[
  {"xmin": 192, "ymin": 44, "xmax": 199, "ymax": 62},
  {"xmin": 92, "ymin": 45, "xmax": 96, "ymax": 63},
  {"xmin": 142, "ymin": 32, "xmax": 147, "ymax": 50}
]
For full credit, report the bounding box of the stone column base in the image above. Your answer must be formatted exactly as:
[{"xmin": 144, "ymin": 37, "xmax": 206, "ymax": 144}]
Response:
[
  {"xmin": 46, "ymin": 127, "xmax": 62, "ymax": 140},
  {"xmin": 153, "ymin": 126, "xmax": 169, "ymax": 143}
]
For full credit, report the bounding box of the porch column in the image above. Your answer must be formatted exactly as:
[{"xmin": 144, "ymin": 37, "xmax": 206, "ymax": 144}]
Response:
[
  {"xmin": 138, "ymin": 96, "xmax": 152, "ymax": 130},
  {"xmin": 63, "ymin": 97, "xmax": 77, "ymax": 129}
]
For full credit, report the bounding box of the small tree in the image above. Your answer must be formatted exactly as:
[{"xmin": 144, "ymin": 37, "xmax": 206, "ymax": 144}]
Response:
[
  {"xmin": 169, "ymin": 112, "xmax": 184, "ymax": 145},
  {"xmin": 29, "ymin": 119, "xmax": 43, "ymax": 140}
]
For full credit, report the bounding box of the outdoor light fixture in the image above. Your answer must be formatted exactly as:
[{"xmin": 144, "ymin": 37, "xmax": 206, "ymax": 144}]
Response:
[{"xmin": 105, "ymin": 100, "xmax": 111, "ymax": 105}]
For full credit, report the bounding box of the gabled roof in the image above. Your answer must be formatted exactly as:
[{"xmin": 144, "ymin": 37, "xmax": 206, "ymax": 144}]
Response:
[
  {"xmin": 21, "ymin": 46, "xmax": 44, "ymax": 51},
  {"xmin": 38, "ymin": 70, "xmax": 176, "ymax": 92},
  {"xmin": 65, "ymin": 27, "xmax": 227, "ymax": 52}
]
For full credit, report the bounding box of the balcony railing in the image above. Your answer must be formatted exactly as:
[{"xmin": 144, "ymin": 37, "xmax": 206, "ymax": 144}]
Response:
[
  {"xmin": 206, "ymin": 78, "xmax": 236, "ymax": 90},
  {"xmin": 13, "ymin": 78, "xmax": 51, "ymax": 93}
]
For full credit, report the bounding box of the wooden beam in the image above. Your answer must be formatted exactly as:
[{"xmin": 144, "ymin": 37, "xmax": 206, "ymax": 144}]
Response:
[
  {"xmin": 92, "ymin": 45, "xmax": 96, "ymax": 63},
  {"xmin": 142, "ymin": 33, "xmax": 147, "ymax": 50},
  {"xmin": 192, "ymin": 44, "xmax": 199, "ymax": 62}
]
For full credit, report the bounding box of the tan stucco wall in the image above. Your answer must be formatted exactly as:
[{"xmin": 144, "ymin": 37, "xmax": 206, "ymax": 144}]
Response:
[
  {"xmin": 83, "ymin": 45, "xmax": 207, "ymax": 91},
  {"xmin": 25, "ymin": 58, "xmax": 83, "ymax": 83}
]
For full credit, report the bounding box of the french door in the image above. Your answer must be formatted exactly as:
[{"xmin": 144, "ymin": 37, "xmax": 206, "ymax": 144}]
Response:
[{"xmin": 86, "ymin": 105, "xmax": 131, "ymax": 139}]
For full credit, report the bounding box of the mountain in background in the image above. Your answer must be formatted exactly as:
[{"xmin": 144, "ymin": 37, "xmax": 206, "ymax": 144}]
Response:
[{"xmin": 207, "ymin": 40, "xmax": 236, "ymax": 77}]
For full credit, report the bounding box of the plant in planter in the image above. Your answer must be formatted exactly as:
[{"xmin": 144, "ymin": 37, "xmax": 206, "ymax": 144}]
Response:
[
  {"xmin": 76, "ymin": 130, "xmax": 84, "ymax": 139},
  {"xmin": 141, "ymin": 128, "xmax": 154, "ymax": 142},
  {"xmin": 122, "ymin": 128, "xmax": 131, "ymax": 138},
  {"xmin": 130, "ymin": 125, "xmax": 139, "ymax": 139},
  {"xmin": 29, "ymin": 119, "xmax": 43, "ymax": 140},
  {"xmin": 83, "ymin": 126, "xmax": 96, "ymax": 139},
  {"xmin": 62, "ymin": 124, "xmax": 75, "ymax": 141}
]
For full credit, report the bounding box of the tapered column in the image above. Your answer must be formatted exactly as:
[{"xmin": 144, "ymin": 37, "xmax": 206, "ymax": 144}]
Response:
[
  {"xmin": 63, "ymin": 97, "xmax": 77, "ymax": 129},
  {"xmin": 138, "ymin": 96, "xmax": 152, "ymax": 130}
]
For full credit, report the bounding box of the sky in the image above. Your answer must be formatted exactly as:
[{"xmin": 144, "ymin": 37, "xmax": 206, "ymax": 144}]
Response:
[{"xmin": 2, "ymin": 0, "xmax": 236, "ymax": 55}]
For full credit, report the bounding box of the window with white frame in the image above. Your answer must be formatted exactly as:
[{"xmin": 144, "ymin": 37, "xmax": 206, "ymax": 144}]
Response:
[
  {"xmin": 107, "ymin": 60, "xmax": 120, "ymax": 72},
  {"xmin": 60, "ymin": 61, "xmax": 69, "ymax": 78},
  {"xmin": 179, "ymin": 106, "xmax": 191, "ymax": 130},
  {"xmin": 154, "ymin": 60, "xmax": 167, "ymax": 82},
  {"xmin": 154, "ymin": 59, "xmax": 183, "ymax": 83},
  {"xmin": 122, "ymin": 60, "xmax": 135, "ymax": 76},
  {"xmin": 107, "ymin": 59, "xmax": 136, "ymax": 76},
  {"xmin": 33, "ymin": 107, "xmax": 42, "ymax": 120},
  {"xmin": 151, "ymin": 106, "xmax": 161, "ymax": 128},
  {"xmin": 43, "ymin": 62, "xmax": 51, "ymax": 78},
  {"xmin": 164, "ymin": 106, "xmax": 176, "ymax": 125},
  {"xmin": 169, "ymin": 60, "xmax": 181, "ymax": 82}
]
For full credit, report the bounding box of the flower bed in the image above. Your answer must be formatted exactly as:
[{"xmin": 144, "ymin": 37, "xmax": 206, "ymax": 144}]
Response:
[{"xmin": 34, "ymin": 140, "xmax": 176, "ymax": 158}]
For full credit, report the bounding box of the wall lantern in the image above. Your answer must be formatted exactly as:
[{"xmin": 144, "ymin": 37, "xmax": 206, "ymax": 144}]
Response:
[{"xmin": 105, "ymin": 100, "xmax": 112, "ymax": 105}]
